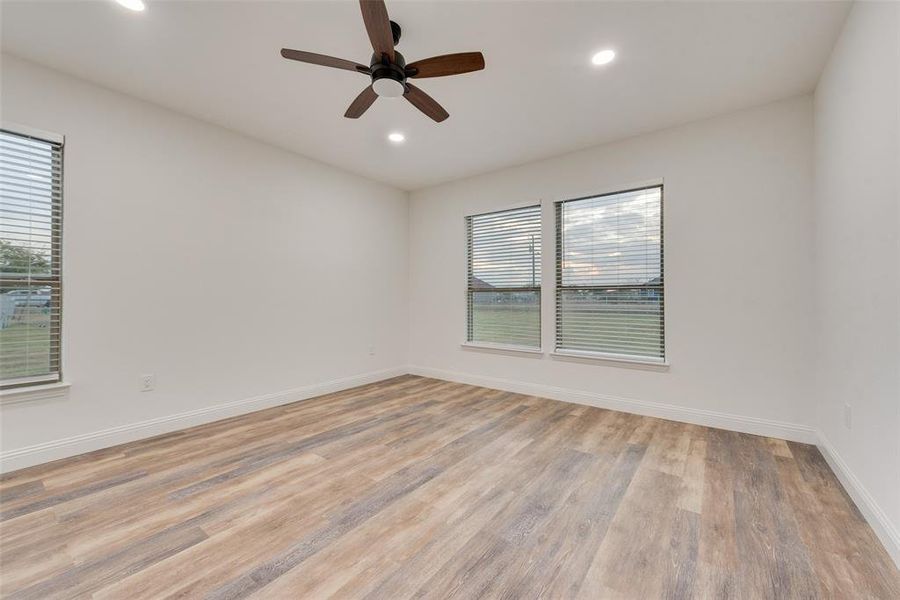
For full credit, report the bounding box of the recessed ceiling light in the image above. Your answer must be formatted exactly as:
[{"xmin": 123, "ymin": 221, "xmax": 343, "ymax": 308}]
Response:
[
  {"xmin": 591, "ymin": 50, "xmax": 616, "ymax": 66},
  {"xmin": 115, "ymin": 0, "xmax": 146, "ymax": 12},
  {"xmin": 388, "ymin": 132, "xmax": 405, "ymax": 143}
]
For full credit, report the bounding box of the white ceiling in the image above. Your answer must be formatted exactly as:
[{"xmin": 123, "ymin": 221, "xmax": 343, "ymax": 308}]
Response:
[{"xmin": 1, "ymin": 1, "xmax": 849, "ymax": 190}]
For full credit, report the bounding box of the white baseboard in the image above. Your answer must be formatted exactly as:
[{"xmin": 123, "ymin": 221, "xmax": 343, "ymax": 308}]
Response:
[
  {"xmin": 408, "ymin": 365, "xmax": 817, "ymax": 443},
  {"xmin": 815, "ymin": 430, "xmax": 900, "ymax": 568},
  {"xmin": 0, "ymin": 366, "xmax": 408, "ymax": 474}
]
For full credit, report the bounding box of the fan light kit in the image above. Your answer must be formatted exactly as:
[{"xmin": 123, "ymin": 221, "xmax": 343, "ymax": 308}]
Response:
[
  {"xmin": 373, "ymin": 78, "xmax": 405, "ymax": 98},
  {"xmin": 280, "ymin": 0, "xmax": 485, "ymax": 122},
  {"xmin": 591, "ymin": 50, "xmax": 616, "ymax": 66},
  {"xmin": 387, "ymin": 132, "xmax": 406, "ymax": 143}
]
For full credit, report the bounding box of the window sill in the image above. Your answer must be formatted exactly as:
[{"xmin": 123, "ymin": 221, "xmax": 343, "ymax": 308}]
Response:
[
  {"xmin": 0, "ymin": 382, "xmax": 71, "ymax": 405},
  {"xmin": 460, "ymin": 342, "xmax": 543, "ymax": 356},
  {"xmin": 551, "ymin": 349, "xmax": 669, "ymax": 371}
]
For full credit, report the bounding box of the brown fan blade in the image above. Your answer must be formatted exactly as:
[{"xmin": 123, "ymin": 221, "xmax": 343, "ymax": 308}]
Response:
[
  {"xmin": 359, "ymin": 0, "xmax": 395, "ymax": 62},
  {"xmin": 406, "ymin": 52, "xmax": 485, "ymax": 78},
  {"xmin": 281, "ymin": 49, "xmax": 370, "ymax": 74},
  {"xmin": 345, "ymin": 86, "xmax": 378, "ymax": 119},
  {"xmin": 404, "ymin": 83, "xmax": 449, "ymax": 123}
]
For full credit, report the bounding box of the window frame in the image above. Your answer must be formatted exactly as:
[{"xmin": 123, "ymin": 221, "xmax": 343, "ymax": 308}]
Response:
[
  {"xmin": 464, "ymin": 203, "xmax": 543, "ymax": 352},
  {"xmin": 0, "ymin": 123, "xmax": 65, "ymax": 391},
  {"xmin": 553, "ymin": 184, "xmax": 666, "ymax": 365}
]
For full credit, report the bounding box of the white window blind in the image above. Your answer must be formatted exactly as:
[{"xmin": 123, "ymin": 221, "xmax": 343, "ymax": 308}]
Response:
[
  {"xmin": 0, "ymin": 129, "xmax": 63, "ymax": 389},
  {"xmin": 466, "ymin": 205, "xmax": 541, "ymax": 349},
  {"xmin": 556, "ymin": 186, "xmax": 664, "ymax": 361}
]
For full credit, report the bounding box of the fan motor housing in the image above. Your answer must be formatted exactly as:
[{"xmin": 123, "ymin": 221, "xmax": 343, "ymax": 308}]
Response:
[{"xmin": 370, "ymin": 50, "xmax": 407, "ymax": 97}]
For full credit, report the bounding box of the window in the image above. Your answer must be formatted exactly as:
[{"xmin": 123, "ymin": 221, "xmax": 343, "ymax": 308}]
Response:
[
  {"xmin": 556, "ymin": 186, "xmax": 664, "ymax": 361},
  {"xmin": 0, "ymin": 128, "xmax": 63, "ymax": 389},
  {"xmin": 466, "ymin": 205, "xmax": 541, "ymax": 349}
]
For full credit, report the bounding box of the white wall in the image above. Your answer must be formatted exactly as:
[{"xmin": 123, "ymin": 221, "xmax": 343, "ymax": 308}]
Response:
[
  {"xmin": 813, "ymin": 1, "xmax": 900, "ymax": 560},
  {"xmin": 0, "ymin": 55, "xmax": 409, "ymax": 468},
  {"xmin": 409, "ymin": 96, "xmax": 816, "ymax": 439}
]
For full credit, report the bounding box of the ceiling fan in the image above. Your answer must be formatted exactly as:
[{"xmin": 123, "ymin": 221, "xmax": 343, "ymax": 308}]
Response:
[{"xmin": 280, "ymin": 0, "xmax": 485, "ymax": 123}]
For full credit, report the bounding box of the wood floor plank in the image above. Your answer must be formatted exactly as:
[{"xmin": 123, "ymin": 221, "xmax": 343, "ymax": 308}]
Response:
[
  {"xmin": 0, "ymin": 376, "xmax": 897, "ymax": 599},
  {"xmin": 580, "ymin": 464, "xmax": 684, "ymax": 597}
]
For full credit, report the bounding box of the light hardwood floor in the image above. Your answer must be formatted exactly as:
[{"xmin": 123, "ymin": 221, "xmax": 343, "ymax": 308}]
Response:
[{"xmin": 1, "ymin": 375, "xmax": 898, "ymax": 599}]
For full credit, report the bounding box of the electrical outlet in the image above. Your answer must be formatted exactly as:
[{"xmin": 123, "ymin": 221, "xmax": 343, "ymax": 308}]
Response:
[
  {"xmin": 140, "ymin": 374, "xmax": 155, "ymax": 392},
  {"xmin": 843, "ymin": 403, "xmax": 852, "ymax": 429},
  {"xmin": 368, "ymin": 344, "xmax": 375, "ymax": 356}
]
